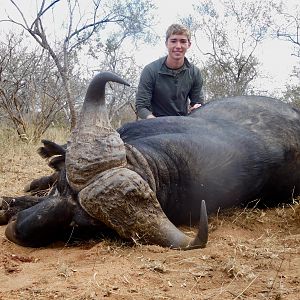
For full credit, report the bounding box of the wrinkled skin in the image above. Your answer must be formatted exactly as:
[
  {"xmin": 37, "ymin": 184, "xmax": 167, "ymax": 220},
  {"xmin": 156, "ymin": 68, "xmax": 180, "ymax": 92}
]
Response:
[{"xmin": 1, "ymin": 72, "xmax": 300, "ymax": 249}]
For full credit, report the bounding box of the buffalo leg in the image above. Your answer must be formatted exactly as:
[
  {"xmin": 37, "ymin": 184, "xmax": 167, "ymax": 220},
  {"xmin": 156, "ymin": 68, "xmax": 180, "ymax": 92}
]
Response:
[
  {"xmin": 0, "ymin": 195, "xmax": 46, "ymax": 225},
  {"xmin": 5, "ymin": 195, "xmax": 74, "ymax": 247},
  {"xmin": 24, "ymin": 173, "xmax": 58, "ymax": 195}
]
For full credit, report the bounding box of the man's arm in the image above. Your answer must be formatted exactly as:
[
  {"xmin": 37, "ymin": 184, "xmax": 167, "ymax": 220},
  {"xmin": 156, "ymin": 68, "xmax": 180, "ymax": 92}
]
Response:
[
  {"xmin": 135, "ymin": 66, "xmax": 156, "ymax": 119},
  {"xmin": 189, "ymin": 66, "xmax": 205, "ymax": 112}
]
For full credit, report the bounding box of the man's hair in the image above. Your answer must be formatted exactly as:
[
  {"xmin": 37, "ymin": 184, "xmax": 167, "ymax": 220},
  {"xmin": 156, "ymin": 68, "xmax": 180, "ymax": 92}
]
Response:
[{"xmin": 165, "ymin": 24, "xmax": 191, "ymax": 42}]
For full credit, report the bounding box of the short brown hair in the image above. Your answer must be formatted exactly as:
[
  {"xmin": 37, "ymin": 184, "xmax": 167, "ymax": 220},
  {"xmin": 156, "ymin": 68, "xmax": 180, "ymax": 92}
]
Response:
[{"xmin": 165, "ymin": 24, "xmax": 191, "ymax": 42}]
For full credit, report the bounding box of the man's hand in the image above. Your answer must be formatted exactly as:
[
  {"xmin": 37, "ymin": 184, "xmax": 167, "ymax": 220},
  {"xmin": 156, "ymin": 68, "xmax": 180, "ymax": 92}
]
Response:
[
  {"xmin": 146, "ymin": 114, "xmax": 156, "ymax": 119},
  {"xmin": 189, "ymin": 103, "xmax": 202, "ymax": 113}
]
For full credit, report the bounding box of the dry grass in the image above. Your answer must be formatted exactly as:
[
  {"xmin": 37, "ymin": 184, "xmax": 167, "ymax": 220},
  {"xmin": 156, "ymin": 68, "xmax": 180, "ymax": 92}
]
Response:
[
  {"xmin": 206, "ymin": 200, "xmax": 300, "ymax": 299},
  {"xmin": 0, "ymin": 126, "xmax": 68, "ymax": 196}
]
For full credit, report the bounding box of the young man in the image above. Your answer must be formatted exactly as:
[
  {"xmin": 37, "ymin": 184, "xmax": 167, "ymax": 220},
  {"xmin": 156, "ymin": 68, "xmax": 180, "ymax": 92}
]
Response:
[{"xmin": 135, "ymin": 24, "xmax": 204, "ymax": 119}]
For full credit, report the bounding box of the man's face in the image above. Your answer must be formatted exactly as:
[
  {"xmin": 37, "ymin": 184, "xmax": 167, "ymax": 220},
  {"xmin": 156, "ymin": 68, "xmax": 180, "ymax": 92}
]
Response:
[{"xmin": 165, "ymin": 34, "xmax": 191, "ymax": 61}]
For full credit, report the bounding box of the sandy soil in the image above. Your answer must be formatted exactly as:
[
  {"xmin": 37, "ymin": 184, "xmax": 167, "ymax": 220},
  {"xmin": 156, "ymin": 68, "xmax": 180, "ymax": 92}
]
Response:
[{"xmin": 0, "ymin": 145, "xmax": 299, "ymax": 300}]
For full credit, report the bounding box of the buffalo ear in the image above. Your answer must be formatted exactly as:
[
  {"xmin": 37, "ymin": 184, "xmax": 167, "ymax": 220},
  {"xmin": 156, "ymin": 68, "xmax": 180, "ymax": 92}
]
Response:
[
  {"xmin": 48, "ymin": 156, "xmax": 65, "ymax": 171},
  {"xmin": 38, "ymin": 140, "xmax": 66, "ymax": 159}
]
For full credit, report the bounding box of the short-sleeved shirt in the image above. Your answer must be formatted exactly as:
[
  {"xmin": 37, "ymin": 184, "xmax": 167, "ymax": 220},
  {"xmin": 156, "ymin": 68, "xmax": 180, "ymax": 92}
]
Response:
[{"xmin": 135, "ymin": 56, "xmax": 204, "ymax": 119}]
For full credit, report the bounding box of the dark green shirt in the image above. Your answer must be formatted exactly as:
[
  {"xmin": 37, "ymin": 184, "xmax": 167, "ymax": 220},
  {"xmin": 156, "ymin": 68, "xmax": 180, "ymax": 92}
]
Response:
[{"xmin": 135, "ymin": 56, "xmax": 204, "ymax": 119}]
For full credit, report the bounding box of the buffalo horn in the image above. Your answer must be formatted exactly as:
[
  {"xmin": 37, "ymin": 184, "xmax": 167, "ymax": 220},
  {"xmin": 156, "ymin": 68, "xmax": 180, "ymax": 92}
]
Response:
[
  {"xmin": 66, "ymin": 72, "xmax": 130, "ymax": 191},
  {"xmin": 159, "ymin": 200, "xmax": 208, "ymax": 250}
]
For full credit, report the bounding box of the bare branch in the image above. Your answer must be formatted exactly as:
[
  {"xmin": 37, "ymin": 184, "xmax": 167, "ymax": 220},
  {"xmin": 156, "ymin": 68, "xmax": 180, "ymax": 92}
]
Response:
[
  {"xmin": 9, "ymin": 0, "xmax": 30, "ymax": 28},
  {"xmin": 184, "ymin": 0, "xmax": 274, "ymax": 98},
  {"xmin": 2, "ymin": 0, "xmax": 155, "ymax": 129}
]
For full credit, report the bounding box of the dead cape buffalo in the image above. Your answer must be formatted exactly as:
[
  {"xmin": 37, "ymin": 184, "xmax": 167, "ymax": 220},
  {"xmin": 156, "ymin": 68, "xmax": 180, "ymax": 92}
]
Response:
[{"xmin": 1, "ymin": 71, "xmax": 300, "ymax": 249}]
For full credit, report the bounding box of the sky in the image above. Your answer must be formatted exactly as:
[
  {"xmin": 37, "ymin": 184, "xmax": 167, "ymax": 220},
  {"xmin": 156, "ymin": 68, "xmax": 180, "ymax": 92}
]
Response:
[{"xmin": 0, "ymin": 0, "xmax": 299, "ymax": 96}]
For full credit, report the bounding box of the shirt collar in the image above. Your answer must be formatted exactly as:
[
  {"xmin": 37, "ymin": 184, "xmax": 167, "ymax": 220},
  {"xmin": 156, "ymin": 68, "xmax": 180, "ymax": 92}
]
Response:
[{"xmin": 159, "ymin": 56, "xmax": 191, "ymax": 75}]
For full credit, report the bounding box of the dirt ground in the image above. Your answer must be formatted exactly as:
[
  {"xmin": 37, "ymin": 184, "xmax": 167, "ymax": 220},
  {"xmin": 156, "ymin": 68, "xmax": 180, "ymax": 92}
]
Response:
[{"xmin": 0, "ymin": 144, "xmax": 299, "ymax": 300}]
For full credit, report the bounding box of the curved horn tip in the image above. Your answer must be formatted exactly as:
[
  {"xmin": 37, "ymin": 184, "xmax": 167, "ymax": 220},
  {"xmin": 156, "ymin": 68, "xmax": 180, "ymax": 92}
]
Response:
[
  {"xmin": 168, "ymin": 200, "xmax": 208, "ymax": 251},
  {"xmin": 97, "ymin": 71, "xmax": 130, "ymax": 87},
  {"xmin": 191, "ymin": 200, "xmax": 209, "ymax": 249}
]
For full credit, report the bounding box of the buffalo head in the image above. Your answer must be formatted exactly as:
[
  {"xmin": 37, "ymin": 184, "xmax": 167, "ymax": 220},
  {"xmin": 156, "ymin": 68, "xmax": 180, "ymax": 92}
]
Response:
[{"xmin": 5, "ymin": 72, "xmax": 208, "ymax": 250}]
